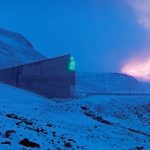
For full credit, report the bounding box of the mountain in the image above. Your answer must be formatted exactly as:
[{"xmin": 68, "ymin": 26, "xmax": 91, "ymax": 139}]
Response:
[
  {"xmin": 0, "ymin": 28, "xmax": 45, "ymax": 69},
  {"xmin": 0, "ymin": 82, "xmax": 149, "ymax": 150},
  {"xmin": 76, "ymin": 72, "xmax": 150, "ymax": 96},
  {"xmin": 77, "ymin": 72, "xmax": 139, "ymax": 94}
]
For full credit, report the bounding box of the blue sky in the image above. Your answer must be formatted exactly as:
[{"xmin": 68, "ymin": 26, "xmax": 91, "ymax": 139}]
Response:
[{"xmin": 0, "ymin": 0, "xmax": 149, "ymax": 72}]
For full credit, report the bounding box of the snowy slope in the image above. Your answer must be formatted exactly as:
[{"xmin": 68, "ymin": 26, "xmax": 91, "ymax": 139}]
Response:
[
  {"xmin": 0, "ymin": 28, "xmax": 45, "ymax": 69},
  {"xmin": 76, "ymin": 72, "xmax": 150, "ymax": 95},
  {"xmin": 0, "ymin": 82, "xmax": 149, "ymax": 150}
]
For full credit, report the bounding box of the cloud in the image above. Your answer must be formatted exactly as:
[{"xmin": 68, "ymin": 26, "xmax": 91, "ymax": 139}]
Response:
[
  {"xmin": 127, "ymin": 0, "xmax": 150, "ymax": 30},
  {"xmin": 122, "ymin": 55, "xmax": 150, "ymax": 81},
  {"xmin": 121, "ymin": 0, "xmax": 150, "ymax": 81}
]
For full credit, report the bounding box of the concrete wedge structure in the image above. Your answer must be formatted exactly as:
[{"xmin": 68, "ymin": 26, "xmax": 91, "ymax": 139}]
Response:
[{"xmin": 0, "ymin": 54, "xmax": 76, "ymax": 98}]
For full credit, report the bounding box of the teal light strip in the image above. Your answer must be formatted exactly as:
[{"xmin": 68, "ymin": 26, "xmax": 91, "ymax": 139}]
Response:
[{"xmin": 68, "ymin": 56, "xmax": 75, "ymax": 71}]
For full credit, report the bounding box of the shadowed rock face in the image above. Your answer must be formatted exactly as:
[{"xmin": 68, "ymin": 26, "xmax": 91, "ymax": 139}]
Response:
[{"xmin": 0, "ymin": 28, "xmax": 45, "ymax": 69}]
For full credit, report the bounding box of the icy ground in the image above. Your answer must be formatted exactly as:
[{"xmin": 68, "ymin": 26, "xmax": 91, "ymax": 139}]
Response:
[{"xmin": 0, "ymin": 83, "xmax": 149, "ymax": 150}]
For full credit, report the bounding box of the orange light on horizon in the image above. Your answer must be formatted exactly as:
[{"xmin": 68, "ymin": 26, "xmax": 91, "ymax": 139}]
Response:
[{"xmin": 121, "ymin": 58, "xmax": 150, "ymax": 81}]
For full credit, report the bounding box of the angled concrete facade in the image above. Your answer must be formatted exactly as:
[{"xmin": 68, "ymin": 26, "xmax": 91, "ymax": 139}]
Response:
[{"xmin": 0, "ymin": 55, "xmax": 76, "ymax": 98}]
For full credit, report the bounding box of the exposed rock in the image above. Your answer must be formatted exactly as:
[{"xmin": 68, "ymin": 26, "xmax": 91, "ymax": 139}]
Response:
[
  {"xmin": 64, "ymin": 142, "xmax": 72, "ymax": 148},
  {"xmin": 4, "ymin": 130, "xmax": 16, "ymax": 138},
  {"xmin": 80, "ymin": 106, "xmax": 89, "ymax": 111},
  {"xmin": 19, "ymin": 138, "xmax": 40, "ymax": 148},
  {"xmin": 6, "ymin": 114, "xmax": 19, "ymax": 119},
  {"xmin": 1, "ymin": 141, "xmax": 11, "ymax": 145},
  {"xmin": 136, "ymin": 146, "xmax": 144, "ymax": 150}
]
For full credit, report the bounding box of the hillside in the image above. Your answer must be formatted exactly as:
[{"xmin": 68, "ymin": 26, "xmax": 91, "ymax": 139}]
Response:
[
  {"xmin": 0, "ymin": 82, "xmax": 149, "ymax": 150},
  {"xmin": 76, "ymin": 72, "xmax": 150, "ymax": 96},
  {"xmin": 0, "ymin": 28, "xmax": 45, "ymax": 69}
]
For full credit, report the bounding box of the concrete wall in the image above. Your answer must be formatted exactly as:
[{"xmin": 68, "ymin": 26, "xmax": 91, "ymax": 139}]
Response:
[{"xmin": 0, "ymin": 55, "xmax": 75, "ymax": 98}]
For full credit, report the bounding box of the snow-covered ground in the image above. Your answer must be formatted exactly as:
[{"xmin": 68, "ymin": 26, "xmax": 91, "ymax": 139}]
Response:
[{"xmin": 0, "ymin": 82, "xmax": 149, "ymax": 150}]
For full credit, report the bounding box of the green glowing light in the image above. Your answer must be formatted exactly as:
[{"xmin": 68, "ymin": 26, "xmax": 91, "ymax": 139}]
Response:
[{"xmin": 68, "ymin": 56, "xmax": 75, "ymax": 71}]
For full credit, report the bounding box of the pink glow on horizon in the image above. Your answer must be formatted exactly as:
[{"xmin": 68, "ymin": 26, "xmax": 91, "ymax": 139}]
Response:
[
  {"xmin": 123, "ymin": 1, "xmax": 150, "ymax": 81},
  {"xmin": 121, "ymin": 57, "xmax": 150, "ymax": 81}
]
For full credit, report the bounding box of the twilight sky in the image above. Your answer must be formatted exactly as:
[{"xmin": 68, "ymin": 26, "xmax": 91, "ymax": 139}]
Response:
[{"xmin": 0, "ymin": 0, "xmax": 150, "ymax": 77}]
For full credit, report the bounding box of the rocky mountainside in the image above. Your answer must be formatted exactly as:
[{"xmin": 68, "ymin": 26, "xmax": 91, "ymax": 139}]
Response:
[{"xmin": 0, "ymin": 28, "xmax": 45, "ymax": 69}]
